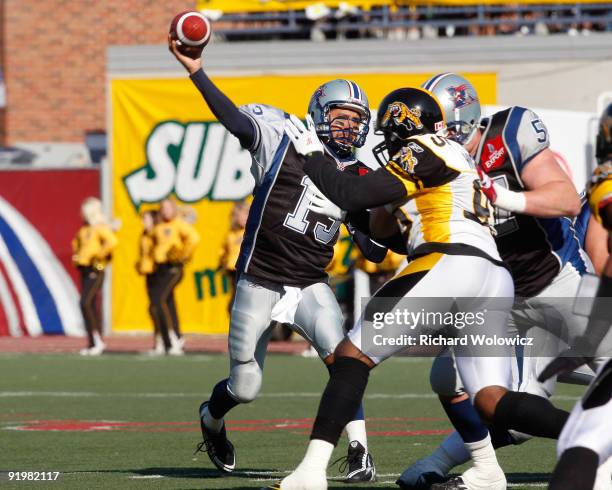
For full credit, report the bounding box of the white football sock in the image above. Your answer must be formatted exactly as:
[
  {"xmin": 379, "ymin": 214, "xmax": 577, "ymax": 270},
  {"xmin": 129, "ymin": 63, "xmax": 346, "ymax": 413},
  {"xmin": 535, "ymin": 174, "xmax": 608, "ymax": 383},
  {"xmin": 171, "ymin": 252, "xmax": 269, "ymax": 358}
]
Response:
[
  {"xmin": 345, "ymin": 420, "xmax": 368, "ymax": 450},
  {"xmin": 201, "ymin": 404, "xmax": 224, "ymax": 433},
  {"xmin": 461, "ymin": 434, "xmax": 505, "ymax": 489},
  {"xmin": 465, "ymin": 434, "xmax": 500, "ymax": 470},
  {"xmin": 298, "ymin": 439, "xmax": 335, "ymax": 472}
]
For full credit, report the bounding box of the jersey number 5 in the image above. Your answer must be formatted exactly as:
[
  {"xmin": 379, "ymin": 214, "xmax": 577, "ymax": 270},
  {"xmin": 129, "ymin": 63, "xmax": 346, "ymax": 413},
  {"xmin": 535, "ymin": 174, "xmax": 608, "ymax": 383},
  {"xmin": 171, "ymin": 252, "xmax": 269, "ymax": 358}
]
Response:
[
  {"xmin": 531, "ymin": 118, "xmax": 547, "ymax": 144},
  {"xmin": 284, "ymin": 176, "xmax": 341, "ymax": 245}
]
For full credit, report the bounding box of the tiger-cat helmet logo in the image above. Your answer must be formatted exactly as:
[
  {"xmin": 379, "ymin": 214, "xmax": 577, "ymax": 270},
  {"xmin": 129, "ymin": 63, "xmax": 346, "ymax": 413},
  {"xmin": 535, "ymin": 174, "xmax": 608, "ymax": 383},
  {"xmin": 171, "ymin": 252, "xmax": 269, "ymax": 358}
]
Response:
[{"xmin": 381, "ymin": 102, "xmax": 424, "ymax": 132}]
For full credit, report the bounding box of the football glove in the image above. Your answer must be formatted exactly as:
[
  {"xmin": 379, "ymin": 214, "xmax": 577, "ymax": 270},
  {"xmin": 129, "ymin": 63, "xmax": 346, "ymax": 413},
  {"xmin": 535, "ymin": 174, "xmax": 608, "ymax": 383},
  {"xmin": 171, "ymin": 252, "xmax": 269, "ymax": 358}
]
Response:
[
  {"xmin": 477, "ymin": 166, "xmax": 497, "ymax": 203},
  {"xmin": 284, "ymin": 114, "xmax": 324, "ymax": 156},
  {"xmin": 477, "ymin": 166, "xmax": 527, "ymax": 213},
  {"xmin": 306, "ymin": 183, "xmax": 346, "ymax": 221}
]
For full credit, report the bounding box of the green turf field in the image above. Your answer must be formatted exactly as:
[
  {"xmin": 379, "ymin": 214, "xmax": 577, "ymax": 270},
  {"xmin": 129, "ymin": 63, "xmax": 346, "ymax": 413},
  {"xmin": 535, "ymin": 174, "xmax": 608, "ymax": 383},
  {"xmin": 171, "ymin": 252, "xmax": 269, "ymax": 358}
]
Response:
[{"xmin": 0, "ymin": 353, "xmax": 583, "ymax": 489}]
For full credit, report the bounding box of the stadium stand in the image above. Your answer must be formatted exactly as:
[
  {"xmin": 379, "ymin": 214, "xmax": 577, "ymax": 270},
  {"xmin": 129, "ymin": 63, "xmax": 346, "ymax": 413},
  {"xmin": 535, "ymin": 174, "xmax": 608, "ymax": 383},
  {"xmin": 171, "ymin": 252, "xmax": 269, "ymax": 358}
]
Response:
[{"xmin": 198, "ymin": 2, "xmax": 612, "ymax": 41}]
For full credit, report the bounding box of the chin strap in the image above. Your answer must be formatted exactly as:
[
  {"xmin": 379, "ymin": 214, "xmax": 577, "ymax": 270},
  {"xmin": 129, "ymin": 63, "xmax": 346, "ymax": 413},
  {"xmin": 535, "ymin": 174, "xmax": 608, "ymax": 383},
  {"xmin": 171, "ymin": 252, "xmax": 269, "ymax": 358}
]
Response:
[{"xmin": 322, "ymin": 141, "xmax": 357, "ymax": 167}]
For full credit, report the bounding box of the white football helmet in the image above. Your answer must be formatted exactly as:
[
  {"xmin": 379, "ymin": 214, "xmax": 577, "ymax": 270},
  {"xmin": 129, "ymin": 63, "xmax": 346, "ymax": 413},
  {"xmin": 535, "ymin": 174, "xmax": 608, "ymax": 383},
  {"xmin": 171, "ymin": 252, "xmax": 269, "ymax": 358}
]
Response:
[{"xmin": 421, "ymin": 73, "xmax": 481, "ymax": 146}]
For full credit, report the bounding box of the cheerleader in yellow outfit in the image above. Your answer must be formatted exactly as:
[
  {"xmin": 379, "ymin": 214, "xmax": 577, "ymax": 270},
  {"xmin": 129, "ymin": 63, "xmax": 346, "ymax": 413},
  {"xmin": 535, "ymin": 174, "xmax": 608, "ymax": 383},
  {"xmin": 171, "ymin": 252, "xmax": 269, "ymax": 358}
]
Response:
[
  {"xmin": 72, "ymin": 197, "xmax": 118, "ymax": 356},
  {"xmin": 151, "ymin": 199, "xmax": 200, "ymax": 355},
  {"xmin": 136, "ymin": 210, "xmax": 165, "ymax": 355}
]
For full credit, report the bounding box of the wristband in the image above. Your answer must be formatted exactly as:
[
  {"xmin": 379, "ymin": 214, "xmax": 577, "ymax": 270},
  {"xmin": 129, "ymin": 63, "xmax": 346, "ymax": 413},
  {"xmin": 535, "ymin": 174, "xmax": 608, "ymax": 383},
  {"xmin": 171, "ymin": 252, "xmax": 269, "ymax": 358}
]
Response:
[{"xmin": 492, "ymin": 183, "xmax": 527, "ymax": 213}]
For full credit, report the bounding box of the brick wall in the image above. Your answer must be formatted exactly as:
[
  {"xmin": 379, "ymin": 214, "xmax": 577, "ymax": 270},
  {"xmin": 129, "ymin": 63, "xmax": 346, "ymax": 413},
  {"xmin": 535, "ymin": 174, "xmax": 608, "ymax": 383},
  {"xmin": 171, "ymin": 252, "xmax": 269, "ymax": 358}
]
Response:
[{"xmin": 2, "ymin": 0, "xmax": 192, "ymax": 144}]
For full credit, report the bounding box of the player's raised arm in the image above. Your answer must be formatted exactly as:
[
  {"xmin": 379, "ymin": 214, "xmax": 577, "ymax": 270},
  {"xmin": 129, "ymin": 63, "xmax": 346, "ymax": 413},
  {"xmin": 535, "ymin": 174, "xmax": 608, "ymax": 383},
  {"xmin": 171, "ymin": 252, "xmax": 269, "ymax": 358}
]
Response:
[{"xmin": 168, "ymin": 34, "xmax": 256, "ymax": 150}]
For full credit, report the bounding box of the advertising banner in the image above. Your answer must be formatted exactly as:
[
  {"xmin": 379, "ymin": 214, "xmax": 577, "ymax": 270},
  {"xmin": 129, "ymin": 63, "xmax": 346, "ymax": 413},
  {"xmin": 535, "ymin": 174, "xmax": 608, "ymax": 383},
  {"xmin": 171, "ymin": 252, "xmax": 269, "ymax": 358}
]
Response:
[{"xmin": 0, "ymin": 169, "xmax": 99, "ymax": 337}]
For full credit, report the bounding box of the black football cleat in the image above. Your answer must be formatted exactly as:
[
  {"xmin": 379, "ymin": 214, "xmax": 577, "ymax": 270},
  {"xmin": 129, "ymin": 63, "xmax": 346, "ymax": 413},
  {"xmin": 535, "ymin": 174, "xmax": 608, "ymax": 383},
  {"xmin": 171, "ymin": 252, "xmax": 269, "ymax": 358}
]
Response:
[
  {"xmin": 194, "ymin": 401, "xmax": 236, "ymax": 473},
  {"xmin": 430, "ymin": 476, "xmax": 469, "ymax": 490},
  {"xmin": 339, "ymin": 440, "xmax": 376, "ymax": 483}
]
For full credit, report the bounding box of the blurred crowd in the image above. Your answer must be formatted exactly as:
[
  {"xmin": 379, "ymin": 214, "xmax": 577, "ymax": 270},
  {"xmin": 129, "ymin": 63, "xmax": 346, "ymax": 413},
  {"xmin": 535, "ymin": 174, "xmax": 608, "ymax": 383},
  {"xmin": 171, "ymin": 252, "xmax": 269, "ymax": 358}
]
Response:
[{"xmin": 210, "ymin": 4, "xmax": 612, "ymax": 42}]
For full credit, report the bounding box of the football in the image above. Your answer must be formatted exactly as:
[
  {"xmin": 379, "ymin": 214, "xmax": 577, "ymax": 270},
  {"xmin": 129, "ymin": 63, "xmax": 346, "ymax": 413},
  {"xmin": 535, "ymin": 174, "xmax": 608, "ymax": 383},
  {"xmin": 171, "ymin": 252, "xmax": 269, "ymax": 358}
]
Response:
[{"xmin": 169, "ymin": 10, "xmax": 212, "ymax": 59}]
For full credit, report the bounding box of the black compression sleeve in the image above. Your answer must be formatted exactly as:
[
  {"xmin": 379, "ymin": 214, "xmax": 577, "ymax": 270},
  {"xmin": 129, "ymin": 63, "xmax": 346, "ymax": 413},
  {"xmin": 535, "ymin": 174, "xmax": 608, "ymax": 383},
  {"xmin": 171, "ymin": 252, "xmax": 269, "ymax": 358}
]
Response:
[
  {"xmin": 189, "ymin": 69, "xmax": 256, "ymax": 149},
  {"xmin": 377, "ymin": 230, "xmax": 409, "ymax": 255},
  {"xmin": 345, "ymin": 210, "xmax": 371, "ymax": 235},
  {"xmin": 304, "ymin": 154, "xmax": 407, "ymax": 211},
  {"xmin": 351, "ymin": 229, "xmax": 387, "ymax": 263}
]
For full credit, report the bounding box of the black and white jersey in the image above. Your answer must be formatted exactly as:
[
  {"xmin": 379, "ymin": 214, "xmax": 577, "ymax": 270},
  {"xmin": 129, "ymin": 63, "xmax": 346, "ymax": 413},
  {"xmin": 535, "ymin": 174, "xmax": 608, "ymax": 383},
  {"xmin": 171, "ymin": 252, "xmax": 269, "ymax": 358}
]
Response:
[
  {"xmin": 476, "ymin": 106, "xmax": 589, "ymax": 297},
  {"xmin": 235, "ymin": 104, "xmax": 370, "ymax": 288}
]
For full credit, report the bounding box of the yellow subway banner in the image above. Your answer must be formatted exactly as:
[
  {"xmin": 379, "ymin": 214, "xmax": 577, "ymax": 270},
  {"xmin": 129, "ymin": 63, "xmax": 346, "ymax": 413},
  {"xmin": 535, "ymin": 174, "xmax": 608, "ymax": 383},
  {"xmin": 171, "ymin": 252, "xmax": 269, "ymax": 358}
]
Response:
[{"xmin": 110, "ymin": 72, "xmax": 496, "ymax": 334}]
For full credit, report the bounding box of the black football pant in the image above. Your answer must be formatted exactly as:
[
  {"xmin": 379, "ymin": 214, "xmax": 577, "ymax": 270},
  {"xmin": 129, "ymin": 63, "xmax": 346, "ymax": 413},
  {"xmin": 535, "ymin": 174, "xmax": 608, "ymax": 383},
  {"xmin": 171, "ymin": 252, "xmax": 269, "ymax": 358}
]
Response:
[
  {"xmin": 146, "ymin": 274, "xmax": 162, "ymax": 342},
  {"xmin": 79, "ymin": 266, "xmax": 104, "ymax": 348},
  {"xmin": 148, "ymin": 264, "xmax": 183, "ymax": 350}
]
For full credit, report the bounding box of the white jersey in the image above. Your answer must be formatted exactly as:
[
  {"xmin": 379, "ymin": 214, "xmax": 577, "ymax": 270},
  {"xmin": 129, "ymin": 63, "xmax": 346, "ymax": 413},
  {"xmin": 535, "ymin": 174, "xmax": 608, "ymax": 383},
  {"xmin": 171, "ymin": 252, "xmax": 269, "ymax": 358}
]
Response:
[{"xmin": 385, "ymin": 133, "xmax": 501, "ymax": 262}]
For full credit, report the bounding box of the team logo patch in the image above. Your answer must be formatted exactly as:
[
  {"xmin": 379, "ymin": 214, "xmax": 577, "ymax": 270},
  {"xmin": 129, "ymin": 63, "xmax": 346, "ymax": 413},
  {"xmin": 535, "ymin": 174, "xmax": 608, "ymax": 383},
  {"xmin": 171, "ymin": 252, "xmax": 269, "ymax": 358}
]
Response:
[
  {"xmin": 447, "ymin": 84, "xmax": 477, "ymax": 109},
  {"xmin": 407, "ymin": 142, "xmax": 424, "ymax": 153},
  {"xmin": 358, "ymin": 167, "xmax": 369, "ymax": 176},
  {"xmin": 381, "ymin": 102, "xmax": 423, "ymax": 132},
  {"xmin": 481, "ymin": 135, "xmax": 506, "ymax": 171},
  {"xmin": 393, "ymin": 146, "xmax": 419, "ymax": 174}
]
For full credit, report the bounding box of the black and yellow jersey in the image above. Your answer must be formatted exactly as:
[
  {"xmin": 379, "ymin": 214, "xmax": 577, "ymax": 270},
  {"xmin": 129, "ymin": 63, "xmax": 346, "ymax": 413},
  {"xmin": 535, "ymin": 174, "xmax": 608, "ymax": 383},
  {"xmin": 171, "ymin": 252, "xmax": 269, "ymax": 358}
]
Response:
[
  {"xmin": 588, "ymin": 160, "xmax": 612, "ymax": 230},
  {"xmin": 153, "ymin": 219, "xmax": 200, "ymax": 264},
  {"xmin": 137, "ymin": 231, "xmax": 155, "ymax": 275},
  {"xmin": 303, "ymin": 133, "xmax": 500, "ymax": 264},
  {"xmin": 72, "ymin": 224, "xmax": 118, "ymax": 270}
]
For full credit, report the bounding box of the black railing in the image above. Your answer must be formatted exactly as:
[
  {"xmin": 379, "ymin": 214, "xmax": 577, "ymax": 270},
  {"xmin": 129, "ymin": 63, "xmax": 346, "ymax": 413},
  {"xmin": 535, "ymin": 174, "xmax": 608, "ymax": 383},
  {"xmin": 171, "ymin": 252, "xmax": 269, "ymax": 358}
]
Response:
[{"xmin": 208, "ymin": 3, "xmax": 612, "ymax": 40}]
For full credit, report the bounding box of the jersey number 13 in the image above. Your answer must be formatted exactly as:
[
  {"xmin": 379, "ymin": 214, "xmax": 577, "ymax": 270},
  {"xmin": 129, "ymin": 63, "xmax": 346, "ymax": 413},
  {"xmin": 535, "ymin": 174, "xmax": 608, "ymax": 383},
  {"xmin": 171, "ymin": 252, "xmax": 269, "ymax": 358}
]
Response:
[{"xmin": 284, "ymin": 176, "xmax": 341, "ymax": 245}]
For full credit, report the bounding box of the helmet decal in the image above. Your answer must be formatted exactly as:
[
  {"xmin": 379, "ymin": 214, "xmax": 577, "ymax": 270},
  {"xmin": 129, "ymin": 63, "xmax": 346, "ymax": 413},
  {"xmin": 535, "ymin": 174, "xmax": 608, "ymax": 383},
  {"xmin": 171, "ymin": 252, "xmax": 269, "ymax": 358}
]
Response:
[
  {"xmin": 314, "ymin": 85, "xmax": 326, "ymax": 102},
  {"xmin": 381, "ymin": 102, "xmax": 423, "ymax": 132},
  {"xmin": 446, "ymin": 84, "xmax": 477, "ymax": 109}
]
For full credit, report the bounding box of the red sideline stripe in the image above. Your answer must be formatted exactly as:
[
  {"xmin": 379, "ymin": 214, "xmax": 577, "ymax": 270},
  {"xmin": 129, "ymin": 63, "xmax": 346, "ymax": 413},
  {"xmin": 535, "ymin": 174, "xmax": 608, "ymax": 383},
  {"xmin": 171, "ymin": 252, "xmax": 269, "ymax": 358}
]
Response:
[
  {"xmin": 368, "ymin": 429, "xmax": 453, "ymax": 436},
  {"xmin": 8, "ymin": 418, "xmax": 452, "ymax": 436},
  {"xmin": 0, "ymin": 287, "xmax": 9, "ymax": 337},
  {"xmin": 0, "ymin": 260, "xmax": 26, "ymax": 336}
]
